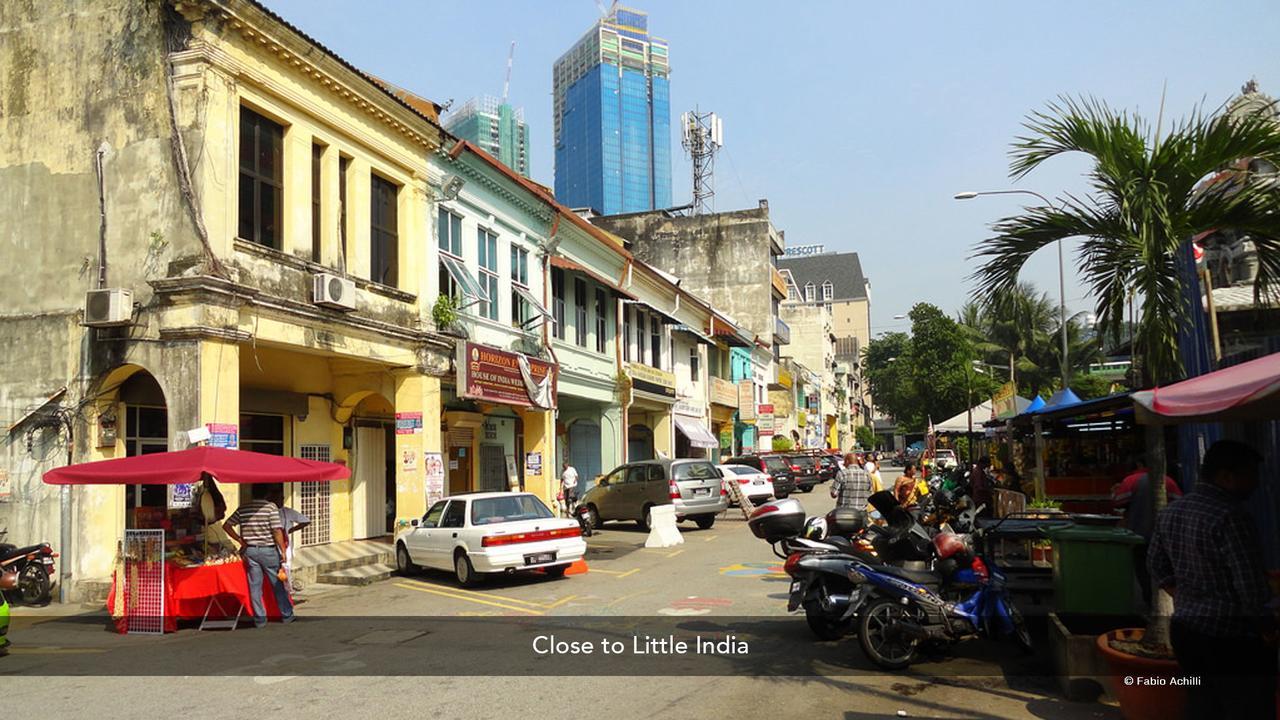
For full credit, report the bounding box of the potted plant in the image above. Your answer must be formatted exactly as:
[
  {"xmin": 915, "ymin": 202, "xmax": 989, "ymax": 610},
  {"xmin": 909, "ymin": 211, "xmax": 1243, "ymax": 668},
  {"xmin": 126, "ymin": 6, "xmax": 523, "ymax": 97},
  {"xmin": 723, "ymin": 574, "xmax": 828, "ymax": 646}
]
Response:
[
  {"xmin": 1030, "ymin": 538, "xmax": 1053, "ymax": 567},
  {"xmin": 432, "ymin": 295, "xmax": 461, "ymax": 334},
  {"xmin": 1096, "ymin": 628, "xmax": 1185, "ymax": 720}
]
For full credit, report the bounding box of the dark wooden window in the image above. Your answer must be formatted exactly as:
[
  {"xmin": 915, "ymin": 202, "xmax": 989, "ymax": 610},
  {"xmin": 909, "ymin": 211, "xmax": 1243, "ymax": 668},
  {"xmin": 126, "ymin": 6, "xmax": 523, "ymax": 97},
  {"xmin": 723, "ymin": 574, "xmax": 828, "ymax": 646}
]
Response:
[
  {"xmin": 552, "ymin": 268, "xmax": 566, "ymax": 340},
  {"xmin": 370, "ymin": 174, "xmax": 398, "ymax": 287},
  {"xmin": 338, "ymin": 156, "xmax": 351, "ymax": 264},
  {"xmin": 311, "ymin": 143, "xmax": 323, "ymax": 262},
  {"xmin": 690, "ymin": 345, "xmax": 700, "ymax": 382},
  {"xmin": 635, "ymin": 310, "xmax": 646, "ymax": 364},
  {"xmin": 623, "ymin": 306, "xmax": 632, "ymax": 361},
  {"xmin": 238, "ymin": 106, "xmax": 283, "ymax": 248},
  {"xmin": 650, "ymin": 316, "xmax": 661, "ymax": 369},
  {"xmin": 595, "ymin": 288, "xmax": 607, "ymax": 353},
  {"xmin": 574, "ymin": 278, "xmax": 588, "ymax": 347}
]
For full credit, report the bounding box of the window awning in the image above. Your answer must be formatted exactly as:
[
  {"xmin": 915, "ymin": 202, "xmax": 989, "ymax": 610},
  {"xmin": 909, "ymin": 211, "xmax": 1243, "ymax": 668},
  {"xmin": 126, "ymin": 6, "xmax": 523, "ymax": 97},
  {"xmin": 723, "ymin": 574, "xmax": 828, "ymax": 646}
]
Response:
[
  {"xmin": 672, "ymin": 324, "xmax": 716, "ymax": 345},
  {"xmin": 441, "ymin": 254, "xmax": 489, "ymax": 307},
  {"xmin": 550, "ymin": 255, "xmax": 636, "ymax": 300},
  {"xmin": 513, "ymin": 284, "xmax": 553, "ymax": 328},
  {"xmin": 674, "ymin": 416, "xmax": 720, "ymax": 449}
]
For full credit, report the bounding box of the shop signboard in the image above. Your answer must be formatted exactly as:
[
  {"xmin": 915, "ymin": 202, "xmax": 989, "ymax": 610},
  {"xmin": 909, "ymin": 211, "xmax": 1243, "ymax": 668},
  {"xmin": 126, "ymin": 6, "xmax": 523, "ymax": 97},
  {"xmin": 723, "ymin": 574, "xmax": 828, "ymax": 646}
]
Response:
[
  {"xmin": 459, "ymin": 342, "xmax": 557, "ymax": 409},
  {"xmin": 395, "ymin": 412, "xmax": 423, "ymax": 435},
  {"xmin": 710, "ymin": 377, "xmax": 737, "ymax": 407},
  {"xmin": 424, "ymin": 452, "xmax": 445, "ymax": 504},
  {"xmin": 992, "ymin": 382, "xmax": 1018, "ymax": 419},
  {"xmin": 737, "ymin": 381, "xmax": 756, "ymax": 422},
  {"xmin": 757, "ymin": 404, "xmax": 775, "ymax": 437},
  {"xmin": 718, "ymin": 428, "xmax": 733, "ymax": 452},
  {"xmin": 626, "ymin": 362, "xmax": 676, "ymax": 400},
  {"xmin": 777, "ymin": 367, "xmax": 793, "ymax": 388},
  {"xmin": 673, "ymin": 399, "xmax": 704, "ymax": 417}
]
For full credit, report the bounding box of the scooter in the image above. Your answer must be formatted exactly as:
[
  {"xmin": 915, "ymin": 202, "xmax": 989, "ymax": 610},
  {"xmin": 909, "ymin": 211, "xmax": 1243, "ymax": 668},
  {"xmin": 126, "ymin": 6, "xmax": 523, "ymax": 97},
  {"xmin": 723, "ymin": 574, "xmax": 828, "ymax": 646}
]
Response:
[{"xmin": 853, "ymin": 526, "xmax": 1032, "ymax": 670}]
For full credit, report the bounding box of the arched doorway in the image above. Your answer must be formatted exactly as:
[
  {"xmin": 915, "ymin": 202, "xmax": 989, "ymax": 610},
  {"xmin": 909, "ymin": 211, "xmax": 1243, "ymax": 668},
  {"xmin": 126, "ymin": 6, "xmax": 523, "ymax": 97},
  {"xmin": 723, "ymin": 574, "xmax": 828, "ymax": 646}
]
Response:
[
  {"xmin": 628, "ymin": 424, "xmax": 654, "ymax": 462},
  {"xmin": 350, "ymin": 393, "xmax": 395, "ymax": 538},
  {"xmin": 119, "ymin": 370, "xmax": 169, "ymax": 513}
]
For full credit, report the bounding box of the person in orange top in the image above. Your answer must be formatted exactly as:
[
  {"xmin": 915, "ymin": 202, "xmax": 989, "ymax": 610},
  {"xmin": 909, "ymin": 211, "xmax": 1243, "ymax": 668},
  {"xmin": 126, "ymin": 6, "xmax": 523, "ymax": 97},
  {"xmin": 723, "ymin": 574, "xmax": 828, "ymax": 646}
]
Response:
[{"xmin": 895, "ymin": 463, "xmax": 921, "ymax": 507}]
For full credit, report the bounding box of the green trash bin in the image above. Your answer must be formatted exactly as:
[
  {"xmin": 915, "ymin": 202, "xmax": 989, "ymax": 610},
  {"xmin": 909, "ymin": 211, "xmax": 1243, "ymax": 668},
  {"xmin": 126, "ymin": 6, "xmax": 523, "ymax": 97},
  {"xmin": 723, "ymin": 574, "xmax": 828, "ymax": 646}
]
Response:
[{"xmin": 1045, "ymin": 525, "xmax": 1144, "ymax": 616}]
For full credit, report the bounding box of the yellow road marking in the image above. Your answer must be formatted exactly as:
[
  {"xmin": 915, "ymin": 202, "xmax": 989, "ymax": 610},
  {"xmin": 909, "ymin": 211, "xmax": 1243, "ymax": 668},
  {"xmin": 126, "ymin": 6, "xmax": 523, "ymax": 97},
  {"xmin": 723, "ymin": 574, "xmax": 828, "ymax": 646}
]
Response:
[
  {"xmin": 666, "ymin": 549, "xmax": 685, "ymax": 558},
  {"xmin": 8, "ymin": 647, "xmax": 108, "ymax": 655},
  {"xmin": 544, "ymin": 594, "xmax": 579, "ymax": 609},
  {"xmin": 703, "ymin": 535, "xmax": 719, "ymax": 543},
  {"xmin": 586, "ymin": 567, "xmax": 625, "ymax": 575},
  {"xmin": 616, "ymin": 568, "xmax": 640, "ymax": 579},
  {"xmin": 401, "ymin": 579, "xmax": 554, "ymax": 608},
  {"xmin": 395, "ymin": 582, "xmax": 543, "ymax": 615},
  {"xmin": 606, "ymin": 590, "xmax": 650, "ymax": 607}
]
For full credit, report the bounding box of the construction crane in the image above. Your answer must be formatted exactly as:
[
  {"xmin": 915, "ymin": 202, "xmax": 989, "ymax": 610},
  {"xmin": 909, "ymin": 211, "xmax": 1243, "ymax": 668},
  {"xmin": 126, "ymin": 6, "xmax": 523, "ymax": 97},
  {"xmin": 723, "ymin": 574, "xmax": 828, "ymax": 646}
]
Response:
[{"xmin": 502, "ymin": 41, "xmax": 515, "ymax": 104}]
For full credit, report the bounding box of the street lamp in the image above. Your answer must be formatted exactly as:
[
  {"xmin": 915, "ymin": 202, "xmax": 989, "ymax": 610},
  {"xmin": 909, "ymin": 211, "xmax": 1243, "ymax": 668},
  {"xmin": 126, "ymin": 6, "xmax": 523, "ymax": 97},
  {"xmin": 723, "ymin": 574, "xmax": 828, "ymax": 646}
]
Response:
[
  {"xmin": 955, "ymin": 189, "xmax": 1071, "ymax": 389},
  {"xmin": 964, "ymin": 360, "xmax": 991, "ymax": 464}
]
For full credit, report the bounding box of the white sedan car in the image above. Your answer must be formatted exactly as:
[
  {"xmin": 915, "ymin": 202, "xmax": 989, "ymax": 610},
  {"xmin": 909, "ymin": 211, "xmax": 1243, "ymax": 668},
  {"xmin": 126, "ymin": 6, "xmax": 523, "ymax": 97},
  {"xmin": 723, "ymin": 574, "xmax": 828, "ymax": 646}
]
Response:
[
  {"xmin": 717, "ymin": 464, "xmax": 774, "ymax": 504},
  {"xmin": 395, "ymin": 492, "xmax": 586, "ymax": 587}
]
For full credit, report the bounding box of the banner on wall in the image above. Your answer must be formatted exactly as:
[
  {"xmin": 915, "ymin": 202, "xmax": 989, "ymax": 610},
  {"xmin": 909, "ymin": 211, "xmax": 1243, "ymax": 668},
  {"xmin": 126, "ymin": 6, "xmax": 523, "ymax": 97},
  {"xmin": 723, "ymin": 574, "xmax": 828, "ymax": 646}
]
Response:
[{"xmin": 424, "ymin": 452, "xmax": 445, "ymax": 505}]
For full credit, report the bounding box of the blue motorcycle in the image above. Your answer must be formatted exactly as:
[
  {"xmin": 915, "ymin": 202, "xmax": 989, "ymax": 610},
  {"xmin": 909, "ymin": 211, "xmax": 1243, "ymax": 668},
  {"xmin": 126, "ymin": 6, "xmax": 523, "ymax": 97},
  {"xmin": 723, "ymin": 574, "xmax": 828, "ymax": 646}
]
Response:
[{"xmin": 853, "ymin": 525, "xmax": 1032, "ymax": 670}]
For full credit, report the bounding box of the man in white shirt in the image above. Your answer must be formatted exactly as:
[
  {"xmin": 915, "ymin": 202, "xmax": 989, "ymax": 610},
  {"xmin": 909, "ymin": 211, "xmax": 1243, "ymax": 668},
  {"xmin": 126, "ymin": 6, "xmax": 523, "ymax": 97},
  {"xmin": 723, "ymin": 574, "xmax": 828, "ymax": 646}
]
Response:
[{"xmin": 560, "ymin": 461, "xmax": 579, "ymax": 514}]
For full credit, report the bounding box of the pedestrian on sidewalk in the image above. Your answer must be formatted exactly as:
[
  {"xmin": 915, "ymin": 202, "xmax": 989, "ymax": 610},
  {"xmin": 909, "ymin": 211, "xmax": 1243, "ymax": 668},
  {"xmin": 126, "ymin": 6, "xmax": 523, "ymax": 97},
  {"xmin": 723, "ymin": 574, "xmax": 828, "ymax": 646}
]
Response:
[
  {"xmin": 223, "ymin": 485, "xmax": 295, "ymax": 628},
  {"xmin": 268, "ymin": 488, "xmax": 311, "ymax": 594},
  {"xmin": 560, "ymin": 461, "xmax": 579, "ymax": 517},
  {"xmin": 1147, "ymin": 440, "xmax": 1276, "ymax": 719},
  {"xmin": 831, "ymin": 453, "xmax": 872, "ymax": 524}
]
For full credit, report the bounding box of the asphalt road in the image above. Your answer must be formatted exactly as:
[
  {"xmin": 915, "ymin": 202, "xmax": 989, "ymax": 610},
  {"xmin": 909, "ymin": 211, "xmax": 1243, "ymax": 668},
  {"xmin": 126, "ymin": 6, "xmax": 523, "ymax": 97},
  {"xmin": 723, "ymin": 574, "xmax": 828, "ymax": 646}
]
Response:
[{"xmin": 4, "ymin": 468, "xmax": 1122, "ymax": 719}]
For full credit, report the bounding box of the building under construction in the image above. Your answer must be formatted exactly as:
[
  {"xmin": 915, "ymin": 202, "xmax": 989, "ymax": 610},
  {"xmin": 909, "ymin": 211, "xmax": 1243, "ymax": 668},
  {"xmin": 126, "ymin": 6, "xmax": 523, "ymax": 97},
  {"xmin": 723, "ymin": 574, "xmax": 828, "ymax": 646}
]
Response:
[{"xmin": 444, "ymin": 95, "xmax": 531, "ymax": 177}]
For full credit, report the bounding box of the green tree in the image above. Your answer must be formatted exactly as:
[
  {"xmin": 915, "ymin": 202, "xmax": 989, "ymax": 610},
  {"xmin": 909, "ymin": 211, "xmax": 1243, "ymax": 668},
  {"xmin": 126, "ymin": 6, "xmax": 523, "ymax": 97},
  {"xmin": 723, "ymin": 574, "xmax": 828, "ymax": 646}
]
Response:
[
  {"xmin": 970, "ymin": 96, "xmax": 1280, "ymax": 386},
  {"xmin": 906, "ymin": 303, "xmax": 975, "ymax": 430},
  {"xmin": 863, "ymin": 331, "xmax": 916, "ymax": 428},
  {"xmin": 855, "ymin": 425, "xmax": 877, "ymax": 450},
  {"xmin": 771, "ymin": 435, "xmax": 793, "ymax": 452}
]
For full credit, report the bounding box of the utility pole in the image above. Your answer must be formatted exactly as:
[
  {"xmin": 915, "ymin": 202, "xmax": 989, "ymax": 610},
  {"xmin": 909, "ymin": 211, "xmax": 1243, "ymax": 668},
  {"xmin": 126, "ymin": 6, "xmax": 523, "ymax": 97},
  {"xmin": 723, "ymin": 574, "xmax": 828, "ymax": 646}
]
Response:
[{"xmin": 681, "ymin": 109, "xmax": 723, "ymax": 215}]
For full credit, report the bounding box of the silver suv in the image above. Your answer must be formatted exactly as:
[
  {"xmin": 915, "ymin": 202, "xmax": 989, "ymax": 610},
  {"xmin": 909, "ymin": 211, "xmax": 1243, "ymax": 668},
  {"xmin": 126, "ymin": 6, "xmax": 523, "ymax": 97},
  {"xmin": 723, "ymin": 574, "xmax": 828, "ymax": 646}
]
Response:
[{"xmin": 579, "ymin": 459, "xmax": 727, "ymax": 530}]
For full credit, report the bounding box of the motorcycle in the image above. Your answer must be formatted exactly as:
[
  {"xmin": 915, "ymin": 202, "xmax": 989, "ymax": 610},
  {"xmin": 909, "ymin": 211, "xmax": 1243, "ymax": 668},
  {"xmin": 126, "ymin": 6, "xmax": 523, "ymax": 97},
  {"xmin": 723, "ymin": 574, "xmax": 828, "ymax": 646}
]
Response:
[
  {"xmin": 853, "ymin": 525, "xmax": 1032, "ymax": 670},
  {"xmin": 0, "ymin": 530, "xmax": 57, "ymax": 606}
]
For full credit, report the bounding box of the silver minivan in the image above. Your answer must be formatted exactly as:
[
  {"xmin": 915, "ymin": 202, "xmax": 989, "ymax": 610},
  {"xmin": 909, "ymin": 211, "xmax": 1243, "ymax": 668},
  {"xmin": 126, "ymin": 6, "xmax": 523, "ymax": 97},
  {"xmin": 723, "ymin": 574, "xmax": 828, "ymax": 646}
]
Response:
[{"xmin": 579, "ymin": 459, "xmax": 727, "ymax": 530}]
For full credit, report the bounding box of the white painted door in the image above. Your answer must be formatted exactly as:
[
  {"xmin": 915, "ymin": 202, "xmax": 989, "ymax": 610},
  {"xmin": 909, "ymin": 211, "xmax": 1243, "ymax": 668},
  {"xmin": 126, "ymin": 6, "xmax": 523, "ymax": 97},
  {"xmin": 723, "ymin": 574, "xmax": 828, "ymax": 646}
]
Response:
[{"xmin": 352, "ymin": 426, "xmax": 387, "ymax": 539}]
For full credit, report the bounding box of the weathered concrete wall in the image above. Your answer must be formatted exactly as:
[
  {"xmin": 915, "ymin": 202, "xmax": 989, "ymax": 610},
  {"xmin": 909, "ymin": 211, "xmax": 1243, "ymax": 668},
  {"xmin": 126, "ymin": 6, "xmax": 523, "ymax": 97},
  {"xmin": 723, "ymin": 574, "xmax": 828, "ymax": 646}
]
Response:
[{"xmin": 592, "ymin": 206, "xmax": 781, "ymax": 343}]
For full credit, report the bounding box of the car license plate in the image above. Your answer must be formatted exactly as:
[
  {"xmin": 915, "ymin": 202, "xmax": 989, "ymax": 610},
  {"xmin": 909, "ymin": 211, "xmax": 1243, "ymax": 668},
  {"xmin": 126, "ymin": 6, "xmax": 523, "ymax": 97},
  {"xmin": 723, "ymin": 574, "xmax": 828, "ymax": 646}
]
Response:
[
  {"xmin": 524, "ymin": 552, "xmax": 556, "ymax": 566},
  {"xmin": 693, "ymin": 487, "xmax": 711, "ymax": 496},
  {"xmin": 753, "ymin": 479, "xmax": 765, "ymax": 485}
]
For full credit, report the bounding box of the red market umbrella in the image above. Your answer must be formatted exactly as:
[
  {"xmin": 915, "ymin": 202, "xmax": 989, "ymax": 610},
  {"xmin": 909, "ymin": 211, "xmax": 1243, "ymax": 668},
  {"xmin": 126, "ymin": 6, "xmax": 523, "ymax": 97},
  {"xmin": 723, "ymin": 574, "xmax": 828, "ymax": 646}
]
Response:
[
  {"xmin": 1132, "ymin": 351, "xmax": 1280, "ymax": 423},
  {"xmin": 42, "ymin": 446, "xmax": 349, "ymax": 486}
]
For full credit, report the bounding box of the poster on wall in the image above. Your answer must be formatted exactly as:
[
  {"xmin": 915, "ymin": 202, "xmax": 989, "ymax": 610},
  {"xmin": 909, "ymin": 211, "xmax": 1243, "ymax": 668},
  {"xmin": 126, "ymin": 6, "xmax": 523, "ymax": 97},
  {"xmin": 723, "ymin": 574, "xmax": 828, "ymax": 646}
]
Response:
[
  {"xmin": 757, "ymin": 404, "xmax": 775, "ymax": 437},
  {"xmin": 168, "ymin": 482, "xmax": 195, "ymax": 509},
  {"xmin": 424, "ymin": 452, "xmax": 445, "ymax": 505},
  {"xmin": 401, "ymin": 448, "xmax": 419, "ymax": 473},
  {"xmin": 525, "ymin": 451, "xmax": 543, "ymax": 476},
  {"xmin": 395, "ymin": 412, "xmax": 423, "ymax": 435},
  {"xmin": 206, "ymin": 423, "xmax": 238, "ymax": 449},
  {"xmin": 505, "ymin": 455, "xmax": 519, "ymax": 490}
]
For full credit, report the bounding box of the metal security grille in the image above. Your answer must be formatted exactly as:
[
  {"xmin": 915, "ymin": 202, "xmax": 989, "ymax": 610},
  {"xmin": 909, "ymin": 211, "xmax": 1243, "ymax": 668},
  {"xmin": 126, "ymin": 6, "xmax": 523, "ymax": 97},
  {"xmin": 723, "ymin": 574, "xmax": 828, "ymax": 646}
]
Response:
[
  {"xmin": 298, "ymin": 444, "xmax": 331, "ymax": 546},
  {"xmin": 122, "ymin": 529, "xmax": 165, "ymax": 635}
]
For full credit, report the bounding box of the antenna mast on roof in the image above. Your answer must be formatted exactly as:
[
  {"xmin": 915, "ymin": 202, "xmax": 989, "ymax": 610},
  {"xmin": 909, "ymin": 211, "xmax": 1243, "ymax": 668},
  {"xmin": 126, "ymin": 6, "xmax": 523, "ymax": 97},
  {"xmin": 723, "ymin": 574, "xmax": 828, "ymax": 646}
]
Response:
[
  {"xmin": 681, "ymin": 108, "xmax": 724, "ymax": 215},
  {"xmin": 502, "ymin": 41, "xmax": 515, "ymax": 104}
]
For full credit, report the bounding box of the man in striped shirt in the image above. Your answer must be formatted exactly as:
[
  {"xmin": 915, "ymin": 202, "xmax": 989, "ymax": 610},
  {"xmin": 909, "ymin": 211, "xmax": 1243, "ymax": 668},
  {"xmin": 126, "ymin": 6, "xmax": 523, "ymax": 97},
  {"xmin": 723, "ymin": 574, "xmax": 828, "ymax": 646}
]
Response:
[{"xmin": 223, "ymin": 486, "xmax": 295, "ymax": 628}]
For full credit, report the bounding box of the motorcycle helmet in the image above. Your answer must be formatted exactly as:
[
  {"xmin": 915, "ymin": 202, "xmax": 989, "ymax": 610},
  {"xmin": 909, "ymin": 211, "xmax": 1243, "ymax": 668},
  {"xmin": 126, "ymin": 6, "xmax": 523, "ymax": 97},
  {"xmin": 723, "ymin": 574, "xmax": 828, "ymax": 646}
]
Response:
[
  {"xmin": 802, "ymin": 516, "xmax": 828, "ymax": 540},
  {"xmin": 932, "ymin": 531, "xmax": 968, "ymax": 559}
]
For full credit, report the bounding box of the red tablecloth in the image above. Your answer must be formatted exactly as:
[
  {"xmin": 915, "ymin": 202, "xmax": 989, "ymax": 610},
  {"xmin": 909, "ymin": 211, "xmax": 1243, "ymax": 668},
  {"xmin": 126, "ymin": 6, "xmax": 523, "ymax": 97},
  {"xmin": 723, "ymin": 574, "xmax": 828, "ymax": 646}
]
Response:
[{"xmin": 107, "ymin": 560, "xmax": 288, "ymax": 633}]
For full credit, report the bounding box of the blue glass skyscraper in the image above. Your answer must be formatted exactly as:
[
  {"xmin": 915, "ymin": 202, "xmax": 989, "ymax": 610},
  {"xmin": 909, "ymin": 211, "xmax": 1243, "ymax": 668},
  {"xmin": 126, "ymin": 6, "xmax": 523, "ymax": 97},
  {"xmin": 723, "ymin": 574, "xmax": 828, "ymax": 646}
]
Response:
[{"xmin": 553, "ymin": 6, "xmax": 672, "ymax": 215}]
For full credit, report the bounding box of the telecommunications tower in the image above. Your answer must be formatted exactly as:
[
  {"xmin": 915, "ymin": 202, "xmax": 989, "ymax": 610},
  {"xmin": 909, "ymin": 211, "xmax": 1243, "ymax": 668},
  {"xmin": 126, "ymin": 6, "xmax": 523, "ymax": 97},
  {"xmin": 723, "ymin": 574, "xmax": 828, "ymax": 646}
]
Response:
[{"xmin": 681, "ymin": 110, "xmax": 723, "ymax": 215}]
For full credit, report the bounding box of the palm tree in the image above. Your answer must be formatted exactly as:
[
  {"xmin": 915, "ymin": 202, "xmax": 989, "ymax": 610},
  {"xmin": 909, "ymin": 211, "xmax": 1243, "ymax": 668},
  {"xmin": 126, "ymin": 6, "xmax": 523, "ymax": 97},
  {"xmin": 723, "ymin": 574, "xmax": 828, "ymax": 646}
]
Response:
[
  {"xmin": 970, "ymin": 94, "xmax": 1280, "ymax": 651},
  {"xmin": 958, "ymin": 283, "xmax": 1056, "ymax": 393},
  {"xmin": 970, "ymin": 96, "xmax": 1280, "ymax": 386}
]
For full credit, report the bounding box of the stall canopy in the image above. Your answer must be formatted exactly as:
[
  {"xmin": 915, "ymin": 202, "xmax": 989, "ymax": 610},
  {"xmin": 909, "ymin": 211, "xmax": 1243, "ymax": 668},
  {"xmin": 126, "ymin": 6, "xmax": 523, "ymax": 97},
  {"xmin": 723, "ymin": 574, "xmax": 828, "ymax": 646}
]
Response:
[
  {"xmin": 935, "ymin": 396, "xmax": 1031, "ymax": 433},
  {"xmin": 1132, "ymin": 351, "xmax": 1280, "ymax": 423},
  {"xmin": 1043, "ymin": 387, "xmax": 1082, "ymax": 410},
  {"xmin": 1023, "ymin": 395, "xmax": 1046, "ymax": 414},
  {"xmin": 673, "ymin": 416, "xmax": 720, "ymax": 449},
  {"xmin": 42, "ymin": 446, "xmax": 350, "ymax": 485}
]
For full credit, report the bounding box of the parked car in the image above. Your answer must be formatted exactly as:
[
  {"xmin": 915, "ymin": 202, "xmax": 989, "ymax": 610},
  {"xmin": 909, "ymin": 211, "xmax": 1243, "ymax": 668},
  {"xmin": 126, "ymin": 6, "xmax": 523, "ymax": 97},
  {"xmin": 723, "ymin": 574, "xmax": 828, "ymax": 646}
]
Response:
[
  {"xmin": 933, "ymin": 449, "xmax": 959, "ymax": 470},
  {"xmin": 816, "ymin": 454, "xmax": 839, "ymax": 482},
  {"xmin": 786, "ymin": 453, "xmax": 822, "ymax": 493},
  {"xmin": 395, "ymin": 492, "xmax": 585, "ymax": 587},
  {"xmin": 717, "ymin": 464, "xmax": 774, "ymax": 504},
  {"xmin": 579, "ymin": 458, "xmax": 728, "ymax": 531},
  {"xmin": 727, "ymin": 454, "xmax": 796, "ymax": 498}
]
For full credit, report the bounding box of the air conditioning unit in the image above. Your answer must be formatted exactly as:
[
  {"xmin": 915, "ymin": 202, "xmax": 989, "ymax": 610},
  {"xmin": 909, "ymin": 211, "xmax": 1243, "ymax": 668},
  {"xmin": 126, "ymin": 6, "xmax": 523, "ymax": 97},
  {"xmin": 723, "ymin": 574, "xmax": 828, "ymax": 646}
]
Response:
[
  {"xmin": 312, "ymin": 272, "xmax": 356, "ymax": 311},
  {"xmin": 83, "ymin": 288, "xmax": 133, "ymax": 327}
]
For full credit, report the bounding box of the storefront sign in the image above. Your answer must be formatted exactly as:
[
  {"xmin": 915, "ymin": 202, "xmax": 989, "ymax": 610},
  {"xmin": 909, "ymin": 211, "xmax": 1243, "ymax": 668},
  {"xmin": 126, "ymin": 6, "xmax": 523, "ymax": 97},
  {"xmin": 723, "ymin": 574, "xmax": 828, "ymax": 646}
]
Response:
[
  {"xmin": 718, "ymin": 428, "xmax": 733, "ymax": 451},
  {"xmin": 401, "ymin": 448, "xmax": 419, "ymax": 473},
  {"xmin": 627, "ymin": 362, "xmax": 676, "ymax": 400},
  {"xmin": 777, "ymin": 368, "xmax": 793, "ymax": 388},
  {"xmin": 737, "ymin": 381, "xmax": 756, "ymax": 421},
  {"xmin": 206, "ymin": 423, "xmax": 238, "ymax": 449},
  {"xmin": 459, "ymin": 342, "xmax": 557, "ymax": 409},
  {"xmin": 710, "ymin": 377, "xmax": 737, "ymax": 407},
  {"xmin": 525, "ymin": 451, "xmax": 543, "ymax": 476},
  {"xmin": 424, "ymin": 452, "xmax": 445, "ymax": 504},
  {"xmin": 992, "ymin": 382, "xmax": 1018, "ymax": 419},
  {"xmin": 758, "ymin": 404, "xmax": 775, "ymax": 436},
  {"xmin": 395, "ymin": 411, "xmax": 423, "ymax": 435},
  {"xmin": 673, "ymin": 399, "xmax": 704, "ymax": 417}
]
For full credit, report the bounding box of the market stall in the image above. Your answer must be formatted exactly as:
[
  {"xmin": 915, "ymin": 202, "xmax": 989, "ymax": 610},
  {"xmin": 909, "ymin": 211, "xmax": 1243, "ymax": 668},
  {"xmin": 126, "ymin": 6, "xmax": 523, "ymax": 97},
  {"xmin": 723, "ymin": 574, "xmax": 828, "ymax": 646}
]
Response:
[{"xmin": 43, "ymin": 446, "xmax": 348, "ymax": 633}]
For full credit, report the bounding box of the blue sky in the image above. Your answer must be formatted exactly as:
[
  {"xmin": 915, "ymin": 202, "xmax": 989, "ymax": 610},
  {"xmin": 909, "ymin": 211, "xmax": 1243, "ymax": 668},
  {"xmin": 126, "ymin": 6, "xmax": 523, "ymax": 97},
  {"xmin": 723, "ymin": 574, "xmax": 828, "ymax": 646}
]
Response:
[{"xmin": 263, "ymin": 0, "xmax": 1279, "ymax": 334}]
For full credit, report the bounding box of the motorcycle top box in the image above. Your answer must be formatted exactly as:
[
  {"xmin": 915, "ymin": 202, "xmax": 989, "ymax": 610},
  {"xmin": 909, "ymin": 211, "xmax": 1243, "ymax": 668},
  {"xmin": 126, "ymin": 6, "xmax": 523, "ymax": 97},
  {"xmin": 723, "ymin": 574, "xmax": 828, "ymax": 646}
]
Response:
[{"xmin": 748, "ymin": 498, "xmax": 806, "ymax": 542}]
